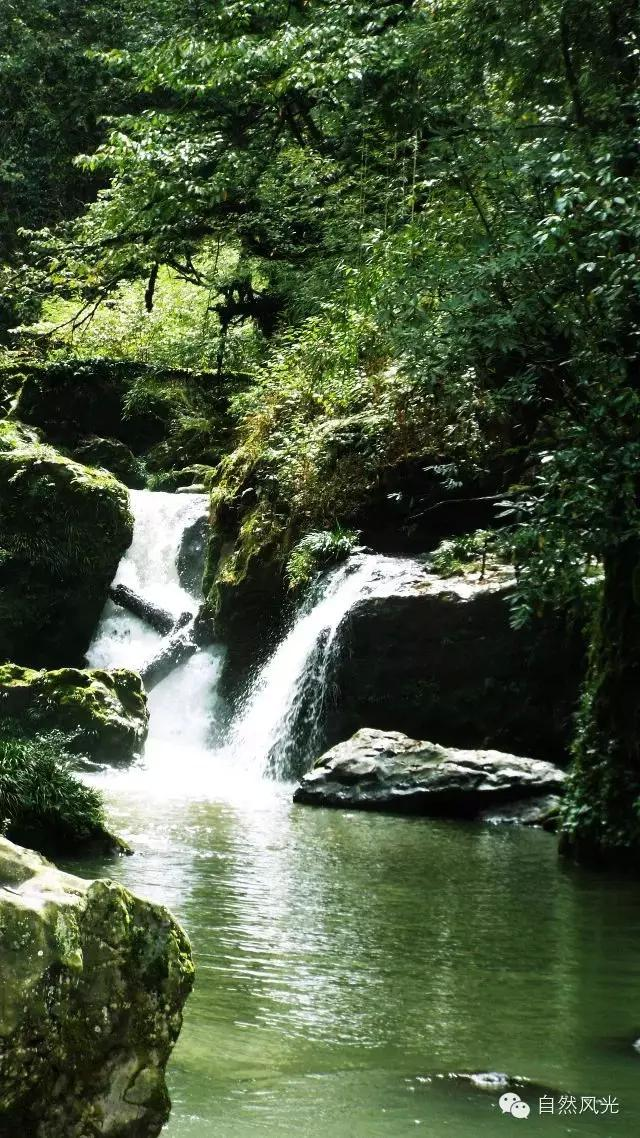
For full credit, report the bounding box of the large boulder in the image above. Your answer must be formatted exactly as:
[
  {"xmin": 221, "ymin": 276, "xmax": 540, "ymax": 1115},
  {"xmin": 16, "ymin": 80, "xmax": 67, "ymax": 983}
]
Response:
[
  {"xmin": 0, "ymin": 665, "xmax": 149, "ymax": 761},
  {"xmin": 294, "ymin": 728, "xmax": 566, "ymax": 820},
  {"xmin": 12, "ymin": 360, "xmax": 162, "ymax": 448},
  {"xmin": 0, "ymin": 421, "xmax": 133, "ymax": 665},
  {"xmin": 329, "ymin": 572, "xmax": 583, "ymax": 762},
  {"xmin": 71, "ymin": 435, "xmax": 146, "ymax": 490},
  {"xmin": 0, "ymin": 838, "xmax": 194, "ymax": 1138}
]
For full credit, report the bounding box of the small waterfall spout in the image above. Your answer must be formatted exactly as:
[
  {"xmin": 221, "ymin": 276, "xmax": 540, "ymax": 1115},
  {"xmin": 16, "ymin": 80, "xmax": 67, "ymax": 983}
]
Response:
[{"xmin": 227, "ymin": 554, "xmax": 426, "ymax": 780}]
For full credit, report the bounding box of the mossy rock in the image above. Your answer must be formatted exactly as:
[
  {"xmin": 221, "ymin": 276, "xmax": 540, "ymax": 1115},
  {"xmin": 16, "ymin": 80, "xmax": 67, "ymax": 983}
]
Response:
[
  {"xmin": 0, "ymin": 665, "xmax": 149, "ymax": 761},
  {"xmin": 71, "ymin": 435, "xmax": 146, "ymax": 489},
  {"xmin": 204, "ymin": 500, "xmax": 292, "ymax": 693},
  {"xmin": 0, "ymin": 420, "xmax": 133, "ymax": 665},
  {"xmin": 13, "ymin": 359, "xmax": 142, "ymax": 443},
  {"xmin": 150, "ymin": 463, "xmax": 217, "ymax": 492},
  {"xmin": 0, "ymin": 837, "xmax": 194, "ymax": 1138},
  {"xmin": 12, "ymin": 360, "xmax": 234, "ymax": 459}
]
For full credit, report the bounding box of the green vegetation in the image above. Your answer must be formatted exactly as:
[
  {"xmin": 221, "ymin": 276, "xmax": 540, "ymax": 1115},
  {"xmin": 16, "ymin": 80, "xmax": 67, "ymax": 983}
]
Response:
[
  {"xmin": 1, "ymin": 0, "xmax": 639, "ymax": 864},
  {"xmin": 0, "ymin": 664, "xmax": 149, "ymax": 760},
  {"xmin": 0, "ymin": 724, "xmax": 121, "ymax": 856},
  {"xmin": 429, "ymin": 532, "xmax": 503, "ymax": 580},
  {"xmin": 0, "ymin": 419, "xmax": 133, "ymax": 664},
  {"xmin": 287, "ymin": 529, "xmax": 362, "ymax": 593}
]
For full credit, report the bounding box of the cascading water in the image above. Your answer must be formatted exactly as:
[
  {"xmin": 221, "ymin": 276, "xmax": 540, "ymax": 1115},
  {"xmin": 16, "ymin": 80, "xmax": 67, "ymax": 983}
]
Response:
[
  {"xmin": 88, "ymin": 493, "xmax": 426, "ymax": 792},
  {"xmin": 87, "ymin": 490, "xmax": 225, "ymax": 792},
  {"xmin": 227, "ymin": 554, "xmax": 427, "ymax": 780},
  {"xmin": 89, "ymin": 490, "xmax": 206, "ymax": 673}
]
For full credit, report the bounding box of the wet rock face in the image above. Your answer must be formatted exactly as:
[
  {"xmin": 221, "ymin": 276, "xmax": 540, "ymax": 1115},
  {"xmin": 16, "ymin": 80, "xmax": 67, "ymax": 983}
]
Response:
[
  {"xmin": 0, "ymin": 837, "xmax": 194, "ymax": 1138},
  {"xmin": 329, "ymin": 576, "xmax": 583, "ymax": 762},
  {"xmin": 0, "ymin": 420, "xmax": 133, "ymax": 666},
  {"xmin": 294, "ymin": 728, "xmax": 566, "ymax": 819},
  {"xmin": 0, "ymin": 664, "xmax": 149, "ymax": 761},
  {"xmin": 177, "ymin": 512, "xmax": 209, "ymax": 596}
]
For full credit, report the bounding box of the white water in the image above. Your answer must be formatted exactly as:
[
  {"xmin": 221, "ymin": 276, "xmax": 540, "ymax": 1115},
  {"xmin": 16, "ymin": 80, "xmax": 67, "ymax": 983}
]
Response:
[
  {"xmin": 227, "ymin": 554, "xmax": 428, "ymax": 779},
  {"xmin": 88, "ymin": 491, "xmax": 427, "ymax": 794},
  {"xmin": 88, "ymin": 491, "xmax": 208, "ymax": 673},
  {"xmin": 87, "ymin": 490, "xmax": 226, "ymax": 797}
]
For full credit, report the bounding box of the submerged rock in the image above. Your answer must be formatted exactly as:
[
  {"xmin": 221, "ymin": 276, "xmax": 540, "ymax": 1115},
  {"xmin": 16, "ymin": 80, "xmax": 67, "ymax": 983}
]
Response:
[
  {"xmin": 294, "ymin": 728, "xmax": 565, "ymax": 819},
  {"xmin": 0, "ymin": 420, "xmax": 133, "ymax": 666},
  {"xmin": 0, "ymin": 837, "xmax": 194, "ymax": 1138},
  {"xmin": 0, "ymin": 664, "xmax": 149, "ymax": 761}
]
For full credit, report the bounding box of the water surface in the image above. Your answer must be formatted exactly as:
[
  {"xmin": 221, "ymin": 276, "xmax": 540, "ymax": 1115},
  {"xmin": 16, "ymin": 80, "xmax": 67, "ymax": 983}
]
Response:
[
  {"xmin": 73, "ymin": 769, "xmax": 640, "ymax": 1138},
  {"xmin": 73, "ymin": 490, "xmax": 640, "ymax": 1137}
]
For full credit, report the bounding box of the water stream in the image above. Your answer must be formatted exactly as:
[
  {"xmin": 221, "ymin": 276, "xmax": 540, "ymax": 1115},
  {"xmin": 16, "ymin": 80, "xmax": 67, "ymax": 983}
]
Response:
[
  {"xmin": 227, "ymin": 554, "xmax": 426, "ymax": 779},
  {"xmin": 70, "ymin": 491, "xmax": 640, "ymax": 1137}
]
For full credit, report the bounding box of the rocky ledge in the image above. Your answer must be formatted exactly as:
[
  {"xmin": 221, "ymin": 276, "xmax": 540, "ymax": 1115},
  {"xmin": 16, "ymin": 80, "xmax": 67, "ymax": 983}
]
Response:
[
  {"xmin": 0, "ymin": 664, "xmax": 149, "ymax": 761},
  {"xmin": 0, "ymin": 838, "xmax": 194, "ymax": 1138},
  {"xmin": 293, "ymin": 728, "xmax": 565, "ymax": 826}
]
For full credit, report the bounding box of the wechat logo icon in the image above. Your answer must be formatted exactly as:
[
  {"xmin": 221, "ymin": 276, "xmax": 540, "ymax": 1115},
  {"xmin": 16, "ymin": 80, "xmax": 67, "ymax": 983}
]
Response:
[{"xmin": 499, "ymin": 1092, "xmax": 531, "ymax": 1119}]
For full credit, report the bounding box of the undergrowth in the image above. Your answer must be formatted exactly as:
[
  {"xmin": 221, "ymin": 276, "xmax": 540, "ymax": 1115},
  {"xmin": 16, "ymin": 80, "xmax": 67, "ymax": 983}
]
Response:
[{"xmin": 0, "ymin": 723, "xmax": 109, "ymax": 853}]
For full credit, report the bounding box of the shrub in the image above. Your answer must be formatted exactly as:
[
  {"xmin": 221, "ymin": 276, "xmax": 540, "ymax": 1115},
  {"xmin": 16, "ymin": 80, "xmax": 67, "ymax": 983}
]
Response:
[
  {"xmin": 428, "ymin": 530, "xmax": 502, "ymax": 578},
  {"xmin": 286, "ymin": 527, "xmax": 362, "ymax": 592},
  {"xmin": 0, "ymin": 724, "xmax": 119, "ymax": 856}
]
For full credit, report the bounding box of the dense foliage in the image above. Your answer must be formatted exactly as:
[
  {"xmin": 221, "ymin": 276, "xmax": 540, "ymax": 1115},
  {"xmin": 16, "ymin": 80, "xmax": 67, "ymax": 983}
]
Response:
[
  {"xmin": 0, "ymin": 725, "xmax": 108, "ymax": 853},
  {"xmin": 2, "ymin": 0, "xmax": 640, "ymax": 862}
]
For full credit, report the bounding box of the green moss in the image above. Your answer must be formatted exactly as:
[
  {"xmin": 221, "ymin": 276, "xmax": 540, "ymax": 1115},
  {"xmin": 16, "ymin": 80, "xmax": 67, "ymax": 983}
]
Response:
[
  {"xmin": 560, "ymin": 542, "xmax": 640, "ymax": 865},
  {"xmin": 0, "ymin": 840, "xmax": 194, "ymax": 1135},
  {"xmin": 0, "ymin": 419, "xmax": 133, "ymax": 664},
  {"xmin": 0, "ymin": 665, "xmax": 149, "ymax": 760},
  {"xmin": 149, "ymin": 463, "xmax": 218, "ymax": 491},
  {"xmin": 71, "ymin": 435, "xmax": 146, "ymax": 489}
]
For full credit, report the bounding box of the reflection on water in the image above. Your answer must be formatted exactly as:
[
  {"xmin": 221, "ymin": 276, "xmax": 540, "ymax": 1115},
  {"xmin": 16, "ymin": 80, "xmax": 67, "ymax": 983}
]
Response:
[{"xmin": 71, "ymin": 776, "xmax": 640, "ymax": 1138}]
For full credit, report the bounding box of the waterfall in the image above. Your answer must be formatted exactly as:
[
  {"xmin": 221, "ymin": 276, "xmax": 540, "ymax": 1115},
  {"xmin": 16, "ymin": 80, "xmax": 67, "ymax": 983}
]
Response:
[
  {"xmin": 227, "ymin": 554, "xmax": 427, "ymax": 780},
  {"xmin": 87, "ymin": 493, "xmax": 425, "ymax": 794},
  {"xmin": 88, "ymin": 491, "xmax": 207, "ymax": 673},
  {"xmin": 87, "ymin": 491, "xmax": 225, "ymax": 781}
]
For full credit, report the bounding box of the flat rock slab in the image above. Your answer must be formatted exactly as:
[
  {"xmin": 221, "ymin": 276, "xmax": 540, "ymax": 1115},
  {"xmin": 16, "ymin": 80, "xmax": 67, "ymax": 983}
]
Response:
[{"xmin": 293, "ymin": 728, "xmax": 565, "ymax": 821}]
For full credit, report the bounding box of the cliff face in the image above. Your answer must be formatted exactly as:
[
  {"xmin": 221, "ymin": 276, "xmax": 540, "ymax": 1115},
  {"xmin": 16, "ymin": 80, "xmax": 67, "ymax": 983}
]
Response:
[{"xmin": 0, "ymin": 838, "xmax": 194, "ymax": 1138}]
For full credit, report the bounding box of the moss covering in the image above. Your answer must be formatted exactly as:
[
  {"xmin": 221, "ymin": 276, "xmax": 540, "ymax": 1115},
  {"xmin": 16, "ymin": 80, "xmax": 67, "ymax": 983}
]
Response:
[
  {"xmin": 10, "ymin": 359, "xmax": 236, "ymax": 466},
  {"xmin": 71, "ymin": 435, "xmax": 146, "ymax": 489},
  {"xmin": 0, "ymin": 420, "xmax": 133, "ymax": 665},
  {"xmin": 149, "ymin": 463, "xmax": 217, "ymax": 492},
  {"xmin": 560, "ymin": 542, "xmax": 640, "ymax": 866},
  {"xmin": 0, "ymin": 837, "xmax": 194, "ymax": 1137},
  {"xmin": 0, "ymin": 665, "xmax": 148, "ymax": 761}
]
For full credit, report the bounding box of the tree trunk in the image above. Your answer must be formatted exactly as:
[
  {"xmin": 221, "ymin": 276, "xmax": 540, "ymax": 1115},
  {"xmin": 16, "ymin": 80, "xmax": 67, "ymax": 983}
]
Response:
[
  {"xmin": 560, "ymin": 539, "xmax": 640, "ymax": 865},
  {"xmin": 110, "ymin": 584, "xmax": 191, "ymax": 637},
  {"xmin": 140, "ymin": 626, "xmax": 198, "ymax": 690}
]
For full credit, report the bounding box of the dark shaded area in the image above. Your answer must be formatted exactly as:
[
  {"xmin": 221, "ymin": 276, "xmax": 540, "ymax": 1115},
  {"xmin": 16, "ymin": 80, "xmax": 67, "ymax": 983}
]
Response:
[{"xmin": 328, "ymin": 587, "xmax": 584, "ymax": 764}]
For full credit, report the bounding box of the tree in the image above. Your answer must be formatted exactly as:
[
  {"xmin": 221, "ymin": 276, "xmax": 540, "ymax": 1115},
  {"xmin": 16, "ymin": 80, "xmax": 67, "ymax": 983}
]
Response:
[{"xmin": 25, "ymin": 0, "xmax": 640, "ymax": 862}]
